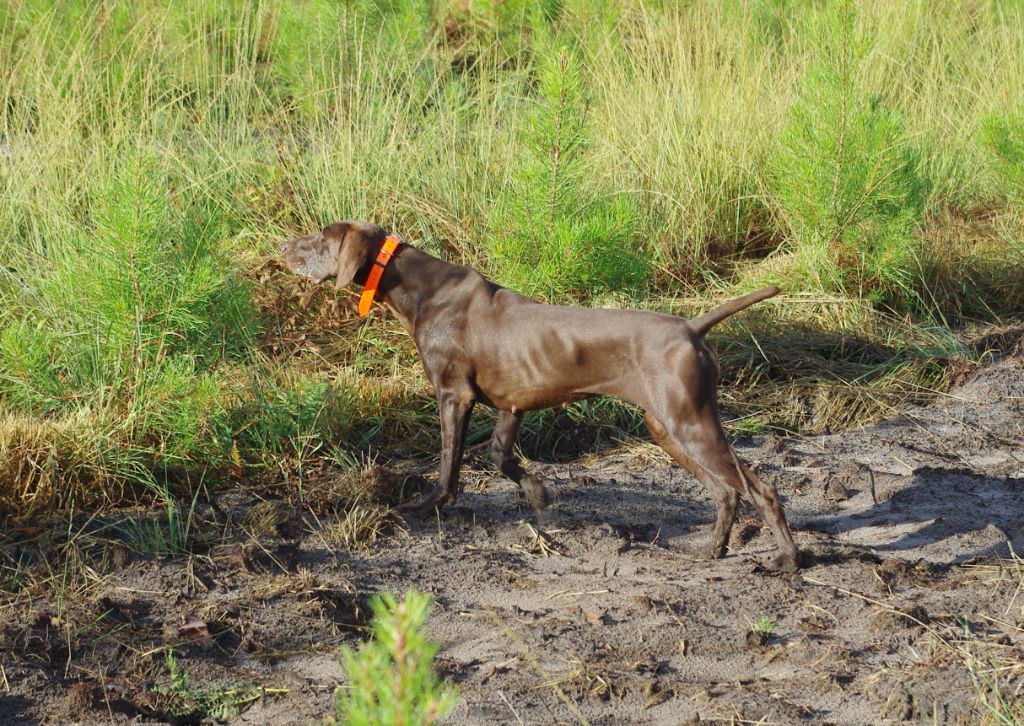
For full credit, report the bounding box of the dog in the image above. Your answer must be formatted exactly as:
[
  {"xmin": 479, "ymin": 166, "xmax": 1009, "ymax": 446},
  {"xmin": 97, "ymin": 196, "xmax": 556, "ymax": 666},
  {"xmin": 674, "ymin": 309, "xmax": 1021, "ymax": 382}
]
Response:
[{"xmin": 279, "ymin": 221, "xmax": 801, "ymax": 571}]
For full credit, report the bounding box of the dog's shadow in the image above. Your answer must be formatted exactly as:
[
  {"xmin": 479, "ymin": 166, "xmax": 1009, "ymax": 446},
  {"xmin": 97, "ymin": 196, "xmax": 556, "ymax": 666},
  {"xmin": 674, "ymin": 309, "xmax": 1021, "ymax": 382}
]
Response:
[
  {"xmin": 0, "ymin": 696, "xmax": 35, "ymax": 726},
  {"xmin": 798, "ymin": 466, "xmax": 1023, "ymax": 564},
  {"xmin": 406, "ymin": 463, "xmax": 726, "ymax": 557},
  {"xmin": 412, "ymin": 458, "xmax": 1023, "ymax": 566}
]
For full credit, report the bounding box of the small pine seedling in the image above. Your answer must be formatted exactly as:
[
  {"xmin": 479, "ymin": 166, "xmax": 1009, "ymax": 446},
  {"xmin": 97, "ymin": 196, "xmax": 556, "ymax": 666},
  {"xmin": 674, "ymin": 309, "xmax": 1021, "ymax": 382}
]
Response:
[{"xmin": 336, "ymin": 590, "xmax": 458, "ymax": 726}]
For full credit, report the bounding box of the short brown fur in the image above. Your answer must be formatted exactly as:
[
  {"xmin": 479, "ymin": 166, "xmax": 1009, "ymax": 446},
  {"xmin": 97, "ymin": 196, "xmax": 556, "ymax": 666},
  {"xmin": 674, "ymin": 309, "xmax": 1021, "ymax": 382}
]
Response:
[{"xmin": 280, "ymin": 221, "xmax": 801, "ymax": 571}]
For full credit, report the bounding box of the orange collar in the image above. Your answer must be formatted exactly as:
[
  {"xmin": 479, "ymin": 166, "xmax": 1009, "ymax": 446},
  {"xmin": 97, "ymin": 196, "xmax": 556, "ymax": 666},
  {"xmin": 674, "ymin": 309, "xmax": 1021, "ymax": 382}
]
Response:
[{"xmin": 357, "ymin": 234, "xmax": 402, "ymax": 316}]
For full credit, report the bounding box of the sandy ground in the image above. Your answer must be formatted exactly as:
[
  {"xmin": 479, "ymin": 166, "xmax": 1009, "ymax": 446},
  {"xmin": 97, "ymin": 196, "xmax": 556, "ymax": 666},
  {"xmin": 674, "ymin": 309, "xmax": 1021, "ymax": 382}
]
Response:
[{"xmin": 2, "ymin": 356, "xmax": 1023, "ymax": 724}]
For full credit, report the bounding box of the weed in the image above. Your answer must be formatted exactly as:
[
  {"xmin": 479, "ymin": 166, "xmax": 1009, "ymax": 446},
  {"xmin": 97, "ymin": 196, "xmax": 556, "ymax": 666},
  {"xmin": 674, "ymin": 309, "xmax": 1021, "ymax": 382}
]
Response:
[
  {"xmin": 751, "ymin": 613, "xmax": 776, "ymax": 639},
  {"xmin": 154, "ymin": 648, "xmax": 265, "ymax": 722}
]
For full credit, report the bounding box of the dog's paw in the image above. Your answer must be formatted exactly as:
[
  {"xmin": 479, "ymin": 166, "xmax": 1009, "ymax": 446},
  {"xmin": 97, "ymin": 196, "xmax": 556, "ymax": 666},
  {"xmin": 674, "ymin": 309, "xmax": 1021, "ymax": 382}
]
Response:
[
  {"xmin": 770, "ymin": 549, "xmax": 803, "ymax": 573},
  {"xmin": 699, "ymin": 543, "xmax": 727, "ymax": 561},
  {"xmin": 522, "ymin": 476, "xmax": 551, "ymax": 511},
  {"xmin": 398, "ymin": 495, "xmax": 442, "ymax": 519},
  {"xmin": 397, "ymin": 483, "xmax": 452, "ymax": 518}
]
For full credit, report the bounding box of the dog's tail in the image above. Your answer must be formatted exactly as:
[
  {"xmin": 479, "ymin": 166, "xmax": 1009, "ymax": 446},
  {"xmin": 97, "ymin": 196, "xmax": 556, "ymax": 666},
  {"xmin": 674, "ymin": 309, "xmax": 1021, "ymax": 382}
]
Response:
[{"xmin": 689, "ymin": 286, "xmax": 780, "ymax": 337}]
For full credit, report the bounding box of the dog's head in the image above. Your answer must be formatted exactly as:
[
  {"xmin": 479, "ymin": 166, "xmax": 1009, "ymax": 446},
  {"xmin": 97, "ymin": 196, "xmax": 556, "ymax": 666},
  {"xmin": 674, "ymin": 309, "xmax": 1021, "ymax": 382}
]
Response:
[{"xmin": 278, "ymin": 221, "xmax": 387, "ymax": 290}]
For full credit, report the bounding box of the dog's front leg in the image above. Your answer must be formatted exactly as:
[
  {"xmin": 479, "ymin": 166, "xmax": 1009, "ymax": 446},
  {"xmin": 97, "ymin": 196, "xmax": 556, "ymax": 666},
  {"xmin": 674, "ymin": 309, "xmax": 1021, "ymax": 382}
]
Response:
[
  {"xmin": 401, "ymin": 386, "xmax": 475, "ymax": 516},
  {"xmin": 490, "ymin": 410, "xmax": 550, "ymax": 511}
]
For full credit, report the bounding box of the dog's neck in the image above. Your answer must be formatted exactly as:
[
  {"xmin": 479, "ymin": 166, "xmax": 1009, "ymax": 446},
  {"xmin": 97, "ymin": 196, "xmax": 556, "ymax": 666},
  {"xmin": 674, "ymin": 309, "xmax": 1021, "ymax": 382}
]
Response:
[{"xmin": 369, "ymin": 245, "xmax": 444, "ymax": 335}]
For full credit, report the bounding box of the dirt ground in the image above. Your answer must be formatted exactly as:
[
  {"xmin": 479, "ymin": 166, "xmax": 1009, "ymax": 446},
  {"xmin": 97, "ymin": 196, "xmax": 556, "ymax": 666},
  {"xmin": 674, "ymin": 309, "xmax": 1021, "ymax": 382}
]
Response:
[{"xmin": 2, "ymin": 354, "xmax": 1023, "ymax": 725}]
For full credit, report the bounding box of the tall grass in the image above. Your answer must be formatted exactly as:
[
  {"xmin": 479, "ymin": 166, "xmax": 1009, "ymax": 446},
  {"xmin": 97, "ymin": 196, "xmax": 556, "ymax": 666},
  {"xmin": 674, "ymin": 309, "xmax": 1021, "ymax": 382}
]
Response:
[
  {"xmin": 587, "ymin": 1, "xmax": 794, "ymax": 270},
  {"xmin": 1, "ymin": 0, "xmax": 1022, "ymax": 510},
  {"xmin": 585, "ymin": 0, "xmax": 1024, "ymax": 297}
]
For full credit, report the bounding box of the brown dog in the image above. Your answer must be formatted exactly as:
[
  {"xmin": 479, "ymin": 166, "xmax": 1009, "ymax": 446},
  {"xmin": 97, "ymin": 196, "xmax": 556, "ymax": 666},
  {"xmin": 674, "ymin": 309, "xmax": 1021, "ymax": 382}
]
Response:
[{"xmin": 280, "ymin": 221, "xmax": 801, "ymax": 571}]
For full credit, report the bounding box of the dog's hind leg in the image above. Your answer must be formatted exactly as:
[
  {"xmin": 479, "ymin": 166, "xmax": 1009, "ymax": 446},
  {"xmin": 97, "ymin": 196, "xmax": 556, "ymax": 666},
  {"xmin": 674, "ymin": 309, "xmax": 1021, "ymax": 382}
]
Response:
[
  {"xmin": 645, "ymin": 412, "xmax": 738, "ymax": 559},
  {"xmin": 645, "ymin": 411, "xmax": 799, "ymax": 571}
]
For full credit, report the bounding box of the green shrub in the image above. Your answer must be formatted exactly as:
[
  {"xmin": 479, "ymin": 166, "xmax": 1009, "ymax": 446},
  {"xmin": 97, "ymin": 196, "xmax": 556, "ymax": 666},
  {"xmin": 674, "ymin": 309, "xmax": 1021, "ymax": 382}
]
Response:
[
  {"xmin": 981, "ymin": 110, "xmax": 1024, "ymax": 202},
  {"xmin": 486, "ymin": 45, "xmax": 647, "ymax": 300},
  {"xmin": 336, "ymin": 590, "xmax": 458, "ymax": 726},
  {"xmin": 769, "ymin": 5, "xmax": 928, "ymax": 308},
  {"xmin": 0, "ymin": 156, "xmax": 257, "ymax": 489}
]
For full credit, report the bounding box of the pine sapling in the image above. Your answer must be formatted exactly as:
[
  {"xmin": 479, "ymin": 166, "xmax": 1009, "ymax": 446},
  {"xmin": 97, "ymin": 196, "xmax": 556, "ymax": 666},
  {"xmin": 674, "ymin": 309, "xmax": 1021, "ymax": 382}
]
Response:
[{"xmin": 336, "ymin": 590, "xmax": 458, "ymax": 726}]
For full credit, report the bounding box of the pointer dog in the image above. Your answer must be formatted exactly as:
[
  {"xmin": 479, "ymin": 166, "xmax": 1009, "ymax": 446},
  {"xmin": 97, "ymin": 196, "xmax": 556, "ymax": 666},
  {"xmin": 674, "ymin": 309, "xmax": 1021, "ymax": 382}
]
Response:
[{"xmin": 280, "ymin": 221, "xmax": 800, "ymax": 571}]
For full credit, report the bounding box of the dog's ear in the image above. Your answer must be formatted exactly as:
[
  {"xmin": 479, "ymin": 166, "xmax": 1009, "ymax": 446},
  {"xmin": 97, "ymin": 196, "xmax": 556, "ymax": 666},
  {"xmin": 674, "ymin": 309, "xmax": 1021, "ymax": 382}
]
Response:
[{"xmin": 332, "ymin": 226, "xmax": 375, "ymax": 290}]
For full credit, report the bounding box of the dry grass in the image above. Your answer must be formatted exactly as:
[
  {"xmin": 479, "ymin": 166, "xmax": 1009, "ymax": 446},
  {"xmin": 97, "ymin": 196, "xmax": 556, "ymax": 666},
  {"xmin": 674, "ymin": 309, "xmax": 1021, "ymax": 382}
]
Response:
[
  {"xmin": 241, "ymin": 500, "xmax": 299, "ymax": 539},
  {"xmin": 287, "ymin": 461, "xmax": 421, "ymax": 550},
  {"xmin": 321, "ymin": 505, "xmax": 401, "ymax": 551},
  {"xmin": 299, "ymin": 461, "xmax": 427, "ymax": 511},
  {"xmin": 956, "ymin": 554, "xmax": 1024, "ymax": 725},
  {"xmin": 0, "ymin": 415, "xmax": 130, "ymax": 513}
]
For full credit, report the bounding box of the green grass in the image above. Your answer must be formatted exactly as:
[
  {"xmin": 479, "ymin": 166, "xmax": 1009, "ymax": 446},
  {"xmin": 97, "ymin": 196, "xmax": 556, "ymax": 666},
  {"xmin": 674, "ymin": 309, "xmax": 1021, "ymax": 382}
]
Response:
[
  {"xmin": 750, "ymin": 613, "xmax": 777, "ymax": 640},
  {"xmin": 1, "ymin": 0, "xmax": 1023, "ymax": 512},
  {"xmin": 114, "ymin": 487, "xmax": 201, "ymax": 556}
]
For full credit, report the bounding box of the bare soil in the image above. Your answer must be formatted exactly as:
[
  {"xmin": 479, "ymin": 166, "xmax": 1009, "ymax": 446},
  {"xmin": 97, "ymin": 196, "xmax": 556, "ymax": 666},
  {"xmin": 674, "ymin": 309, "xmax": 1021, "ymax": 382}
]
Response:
[{"xmin": 2, "ymin": 356, "xmax": 1023, "ymax": 725}]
